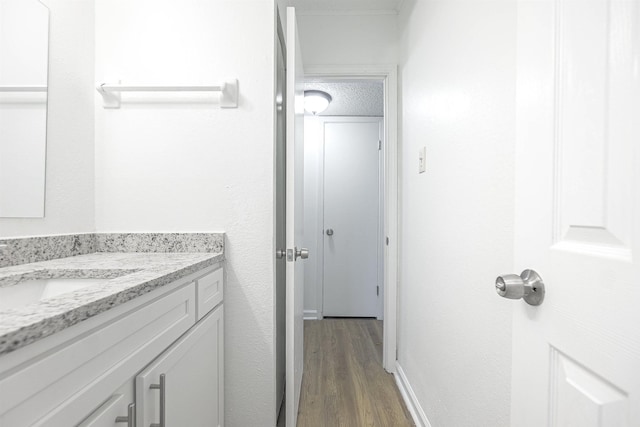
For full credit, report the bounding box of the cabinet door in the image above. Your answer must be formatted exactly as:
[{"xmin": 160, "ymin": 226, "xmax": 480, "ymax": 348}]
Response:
[
  {"xmin": 77, "ymin": 381, "xmax": 135, "ymax": 427},
  {"xmin": 136, "ymin": 305, "xmax": 223, "ymax": 427}
]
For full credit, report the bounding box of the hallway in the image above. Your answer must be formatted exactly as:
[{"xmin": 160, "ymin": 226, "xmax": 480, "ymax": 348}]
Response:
[{"xmin": 296, "ymin": 319, "xmax": 413, "ymax": 426}]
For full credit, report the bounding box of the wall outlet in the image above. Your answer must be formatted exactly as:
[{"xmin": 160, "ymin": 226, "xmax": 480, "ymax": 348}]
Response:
[{"xmin": 418, "ymin": 146, "xmax": 426, "ymax": 173}]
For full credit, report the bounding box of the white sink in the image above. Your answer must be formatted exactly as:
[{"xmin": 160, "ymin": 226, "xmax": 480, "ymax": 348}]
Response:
[{"xmin": 0, "ymin": 278, "xmax": 114, "ymax": 310}]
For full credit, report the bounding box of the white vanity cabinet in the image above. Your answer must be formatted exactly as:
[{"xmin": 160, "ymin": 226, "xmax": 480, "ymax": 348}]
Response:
[{"xmin": 0, "ymin": 265, "xmax": 224, "ymax": 427}]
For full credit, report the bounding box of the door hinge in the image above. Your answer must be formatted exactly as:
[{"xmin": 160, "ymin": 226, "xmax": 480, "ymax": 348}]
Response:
[
  {"xmin": 386, "ymin": 237, "xmax": 389, "ymax": 246},
  {"xmin": 376, "ymin": 285, "xmax": 379, "ymax": 296},
  {"xmin": 378, "ymin": 140, "xmax": 382, "ymax": 150}
]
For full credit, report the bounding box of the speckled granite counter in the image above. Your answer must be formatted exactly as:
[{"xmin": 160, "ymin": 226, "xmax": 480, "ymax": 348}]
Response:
[{"xmin": 0, "ymin": 233, "xmax": 224, "ymax": 356}]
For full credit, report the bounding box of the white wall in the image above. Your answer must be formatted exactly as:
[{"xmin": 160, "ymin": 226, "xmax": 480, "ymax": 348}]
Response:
[
  {"xmin": 94, "ymin": 1, "xmax": 278, "ymax": 425},
  {"xmin": 297, "ymin": 12, "xmax": 397, "ymax": 67},
  {"xmin": 397, "ymin": 1, "xmax": 516, "ymax": 426},
  {"xmin": 302, "ymin": 116, "xmax": 322, "ymax": 316},
  {"xmin": 0, "ymin": 0, "xmax": 95, "ymax": 237}
]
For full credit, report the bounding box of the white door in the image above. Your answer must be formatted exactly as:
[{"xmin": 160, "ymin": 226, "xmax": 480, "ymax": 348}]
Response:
[
  {"xmin": 136, "ymin": 306, "xmax": 223, "ymax": 427},
  {"xmin": 323, "ymin": 119, "xmax": 382, "ymax": 318},
  {"xmin": 511, "ymin": 1, "xmax": 640, "ymax": 426},
  {"xmin": 285, "ymin": 7, "xmax": 305, "ymax": 427}
]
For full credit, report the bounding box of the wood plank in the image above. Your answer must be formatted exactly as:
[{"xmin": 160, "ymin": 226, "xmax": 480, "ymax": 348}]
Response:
[{"xmin": 297, "ymin": 319, "xmax": 414, "ymax": 426}]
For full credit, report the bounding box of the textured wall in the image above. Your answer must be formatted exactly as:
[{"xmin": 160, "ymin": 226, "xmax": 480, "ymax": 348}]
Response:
[
  {"xmin": 397, "ymin": 1, "xmax": 516, "ymax": 426},
  {"xmin": 0, "ymin": 0, "xmax": 95, "ymax": 238},
  {"xmin": 303, "ymin": 81, "xmax": 384, "ymax": 117},
  {"xmin": 94, "ymin": 1, "xmax": 278, "ymax": 425}
]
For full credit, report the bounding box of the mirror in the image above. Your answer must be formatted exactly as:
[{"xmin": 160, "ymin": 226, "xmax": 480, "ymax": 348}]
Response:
[{"xmin": 0, "ymin": 0, "xmax": 49, "ymax": 218}]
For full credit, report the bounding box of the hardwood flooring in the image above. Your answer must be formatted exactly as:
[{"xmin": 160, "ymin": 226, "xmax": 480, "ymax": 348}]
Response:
[{"xmin": 296, "ymin": 319, "xmax": 414, "ymax": 427}]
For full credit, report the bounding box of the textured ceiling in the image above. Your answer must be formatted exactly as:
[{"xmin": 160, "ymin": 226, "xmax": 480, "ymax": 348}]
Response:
[
  {"xmin": 288, "ymin": 0, "xmax": 404, "ymax": 13},
  {"xmin": 304, "ymin": 80, "xmax": 384, "ymax": 117}
]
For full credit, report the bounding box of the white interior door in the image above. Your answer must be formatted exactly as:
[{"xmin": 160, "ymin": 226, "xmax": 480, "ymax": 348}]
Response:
[
  {"xmin": 285, "ymin": 7, "xmax": 305, "ymax": 427},
  {"xmin": 323, "ymin": 119, "xmax": 382, "ymax": 318},
  {"xmin": 511, "ymin": 1, "xmax": 640, "ymax": 426}
]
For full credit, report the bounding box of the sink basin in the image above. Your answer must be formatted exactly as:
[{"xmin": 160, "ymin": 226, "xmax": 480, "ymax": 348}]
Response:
[
  {"xmin": 0, "ymin": 278, "xmax": 113, "ymax": 309},
  {"xmin": 0, "ymin": 269, "xmax": 140, "ymax": 310}
]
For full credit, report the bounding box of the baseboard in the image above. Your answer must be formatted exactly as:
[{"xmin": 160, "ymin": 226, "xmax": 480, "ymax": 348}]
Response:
[
  {"xmin": 303, "ymin": 309, "xmax": 319, "ymax": 320},
  {"xmin": 394, "ymin": 362, "xmax": 432, "ymax": 427}
]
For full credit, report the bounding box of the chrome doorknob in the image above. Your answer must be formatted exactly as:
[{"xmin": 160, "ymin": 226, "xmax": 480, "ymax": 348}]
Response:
[
  {"xmin": 275, "ymin": 248, "xmax": 286, "ymax": 259},
  {"xmin": 295, "ymin": 247, "xmax": 309, "ymax": 260},
  {"xmin": 326, "ymin": 229, "xmax": 334, "ymax": 236},
  {"xmin": 495, "ymin": 269, "xmax": 545, "ymax": 306}
]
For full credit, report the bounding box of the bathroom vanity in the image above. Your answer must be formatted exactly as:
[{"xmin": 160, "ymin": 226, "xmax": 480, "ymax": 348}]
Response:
[{"xmin": 0, "ymin": 234, "xmax": 224, "ymax": 427}]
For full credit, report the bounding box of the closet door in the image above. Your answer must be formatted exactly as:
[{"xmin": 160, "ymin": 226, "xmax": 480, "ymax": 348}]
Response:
[
  {"xmin": 136, "ymin": 306, "xmax": 223, "ymax": 427},
  {"xmin": 322, "ymin": 119, "xmax": 382, "ymax": 318}
]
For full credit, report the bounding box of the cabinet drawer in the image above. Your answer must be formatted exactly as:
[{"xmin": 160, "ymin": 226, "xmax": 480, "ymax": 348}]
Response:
[
  {"xmin": 76, "ymin": 381, "xmax": 134, "ymax": 427},
  {"xmin": 195, "ymin": 267, "xmax": 223, "ymax": 320},
  {"xmin": 0, "ymin": 283, "xmax": 196, "ymax": 427}
]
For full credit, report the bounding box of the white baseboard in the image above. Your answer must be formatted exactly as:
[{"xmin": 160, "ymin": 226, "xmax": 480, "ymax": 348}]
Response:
[
  {"xmin": 394, "ymin": 362, "xmax": 432, "ymax": 427},
  {"xmin": 303, "ymin": 309, "xmax": 319, "ymax": 320}
]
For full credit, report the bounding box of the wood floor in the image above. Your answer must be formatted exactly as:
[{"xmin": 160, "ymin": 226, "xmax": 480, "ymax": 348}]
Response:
[{"xmin": 295, "ymin": 319, "xmax": 414, "ymax": 427}]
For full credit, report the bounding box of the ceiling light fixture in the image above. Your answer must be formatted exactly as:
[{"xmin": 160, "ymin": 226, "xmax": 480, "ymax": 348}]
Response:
[{"xmin": 304, "ymin": 90, "xmax": 332, "ymax": 115}]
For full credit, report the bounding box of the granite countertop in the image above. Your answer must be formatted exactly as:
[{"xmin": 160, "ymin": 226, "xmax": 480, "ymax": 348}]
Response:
[{"xmin": 0, "ymin": 251, "xmax": 223, "ymax": 356}]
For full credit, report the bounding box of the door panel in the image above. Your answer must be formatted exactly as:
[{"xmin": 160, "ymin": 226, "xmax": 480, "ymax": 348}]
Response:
[
  {"xmin": 549, "ymin": 347, "xmax": 628, "ymax": 427},
  {"xmin": 513, "ymin": 1, "xmax": 640, "ymax": 426},
  {"xmin": 285, "ymin": 7, "xmax": 305, "ymax": 427},
  {"xmin": 554, "ymin": 0, "xmax": 634, "ymax": 254},
  {"xmin": 323, "ymin": 120, "xmax": 381, "ymax": 317}
]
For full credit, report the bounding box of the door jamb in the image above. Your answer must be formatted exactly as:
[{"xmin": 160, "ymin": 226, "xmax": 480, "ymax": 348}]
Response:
[{"xmin": 305, "ymin": 65, "xmax": 399, "ymax": 373}]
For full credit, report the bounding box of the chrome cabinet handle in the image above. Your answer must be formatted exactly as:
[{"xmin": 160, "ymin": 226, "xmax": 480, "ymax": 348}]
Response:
[
  {"xmin": 295, "ymin": 247, "xmax": 309, "ymax": 260},
  {"xmin": 150, "ymin": 374, "xmax": 166, "ymax": 427},
  {"xmin": 326, "ymin": 228, "xmax": 334, "ymax": 236},
  {"xmin": 495, "ymin": 269, "xmax": 545, "ymax": 306},
  {"xmin": 115, "ymin": 403, "xmax": 136, "ymax": 427}
]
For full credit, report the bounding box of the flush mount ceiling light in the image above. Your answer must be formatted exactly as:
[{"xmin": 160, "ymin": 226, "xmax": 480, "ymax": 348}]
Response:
[{"xmin": 304, "ymin": 90, "xmax": 332, "ymax": 115}]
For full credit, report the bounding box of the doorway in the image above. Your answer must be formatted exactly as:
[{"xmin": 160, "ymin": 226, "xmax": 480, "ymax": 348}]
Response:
[
  {"xmin": 302, "ymin": 69, "xmax": 398, "ymax": 372},
  {"xmin": 303, "ymin": 79, "xmax": 384, "ymax": 320}
]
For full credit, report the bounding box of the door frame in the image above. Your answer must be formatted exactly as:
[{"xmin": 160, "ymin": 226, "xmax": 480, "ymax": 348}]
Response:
[{"xmin": 305, "ymin": 65, "xmax": 399, "ymax": 373}]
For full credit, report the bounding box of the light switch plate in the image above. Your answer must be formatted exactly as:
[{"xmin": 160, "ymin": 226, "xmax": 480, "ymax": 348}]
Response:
[{"xmin": 419, "ymin": 146, "xmax": 426, "ymax": 173}]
